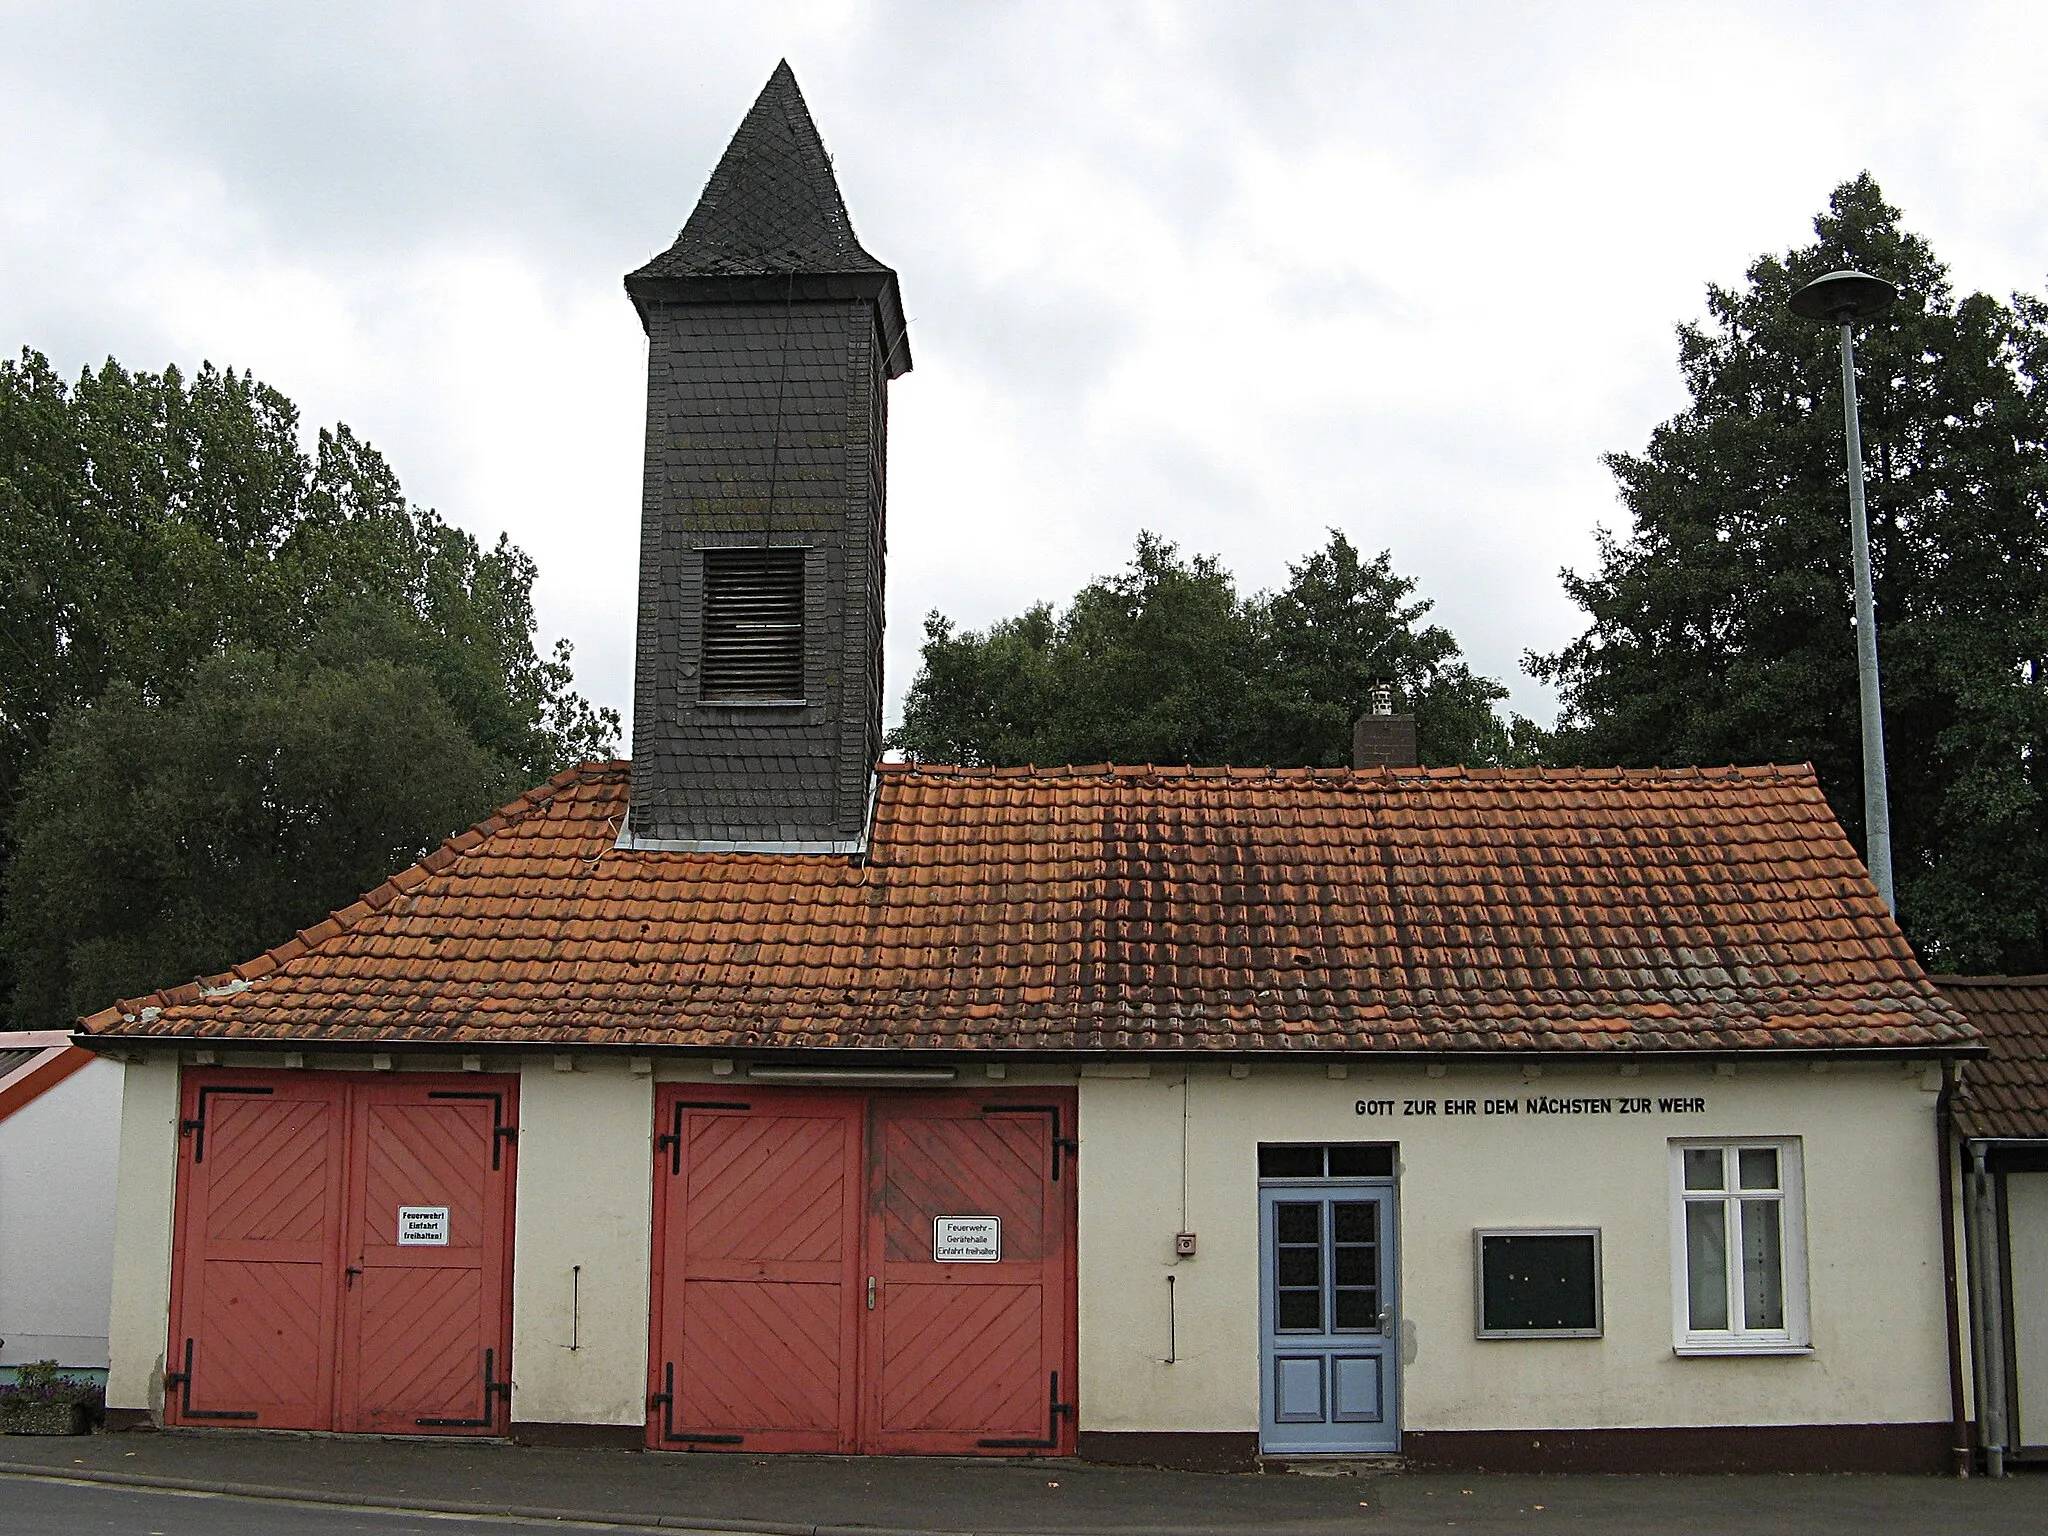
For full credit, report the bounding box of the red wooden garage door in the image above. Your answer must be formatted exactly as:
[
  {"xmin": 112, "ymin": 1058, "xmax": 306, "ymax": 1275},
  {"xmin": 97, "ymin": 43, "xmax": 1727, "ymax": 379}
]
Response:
[
  {"xmin": 167, "ymin": 1070, "xmax": 516, "ymax": 1434},
  {"xmin": 648, "ymin": 1087, "xmax": 1076, "ymax": 1455}
]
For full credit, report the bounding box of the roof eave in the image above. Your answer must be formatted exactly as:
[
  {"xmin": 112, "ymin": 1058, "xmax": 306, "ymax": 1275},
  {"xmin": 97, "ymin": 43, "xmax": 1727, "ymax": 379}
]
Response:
[{"xmin": 622, "ymin": 267, "xmax": 910, "ymax": 378}]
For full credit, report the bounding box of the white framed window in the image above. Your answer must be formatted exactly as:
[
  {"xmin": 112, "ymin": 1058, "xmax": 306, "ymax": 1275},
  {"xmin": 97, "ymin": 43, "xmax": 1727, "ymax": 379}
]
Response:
[{"xmin": 1668, "ymin": 1138, "xmax": 1810, "ymax": 1355}]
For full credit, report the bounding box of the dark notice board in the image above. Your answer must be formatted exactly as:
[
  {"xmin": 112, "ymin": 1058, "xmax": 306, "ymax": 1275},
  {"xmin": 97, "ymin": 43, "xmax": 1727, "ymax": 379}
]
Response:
[{"xmin": 1478, "ymin": 1232, "xmax": 1599, "ymax": 1335}]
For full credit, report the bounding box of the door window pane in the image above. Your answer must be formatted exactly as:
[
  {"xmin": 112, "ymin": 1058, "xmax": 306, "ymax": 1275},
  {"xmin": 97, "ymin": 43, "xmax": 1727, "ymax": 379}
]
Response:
[
  {"xmin": 1740, "ymin": 1199, "xmax": 1784, "ymax": 1330},
  {"xmin": 1275, "ymin": 1202, "xmax": 1322, "ymax": 1333},
  {"xmin": 1330, "ymin": 1201, "xmax": 1378, "ymax": 1333},
  {"xmin": 1277, "ymin": 1202, "xmax": 1320, "ymax": 1244},
  {"xmin": 1278, "ymin": 1248, "xmax": 1321, "ymax": 1287},
  {"xmin": 1737, "ymin": 1148, "xmax": 1779, "ymax": 1191},
  {"xmin": 1685, "ymin": 1200, "xmax": 1729, "ymax": 1330},
  {"xmin": 1683, "ymin": 1148, "xmax": 1725, "ymax": 1191}
]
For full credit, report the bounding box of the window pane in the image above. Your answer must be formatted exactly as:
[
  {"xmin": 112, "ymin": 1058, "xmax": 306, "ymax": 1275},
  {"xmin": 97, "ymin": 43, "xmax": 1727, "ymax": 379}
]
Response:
[
  {"xmin": 1332, "ymin": 1202, "xmax": 1376, "ymax": 1244},
  {"xmin": 1334, "ymin": 1246, "xmax": 1376, "ymax": 1287},
  {"xmin": 1740, "ymin": 1199, "xmax": 1785, "ymax": 1330},
  {"xmin": 1277, "ymin": 1290, "xmax": 1320, "ymax": 1331},
  {"xmin": 1737, "ymin": 1148, "xmax": 1779, "ymax": 1191},
  {"xmin": 1686, "ymin": 1200, "xmax": 1730, "ymax": 1330},
  {"xmin": 1276, "ymin": 1202, "xmax": 1320, "ymax": 1245},
  {"xmin": 1683, "ymin": 1148, "xmax": 1725, "ymax": 1191},
  {"xmin": 1333, "ymin": 1288, "xmax": 1378, "ymax": 1331},
  {"xmin": 1327, "ymin": 1145, "xmax": 1394, "ymax": 1177},
  {"xmin": 1262, "ymin": 1146, "xmax": 1324, "ymax": 1178},
  {"xmin": 1278, "ymin": 1248, "xmax": 1320, "ymax": 1287}
]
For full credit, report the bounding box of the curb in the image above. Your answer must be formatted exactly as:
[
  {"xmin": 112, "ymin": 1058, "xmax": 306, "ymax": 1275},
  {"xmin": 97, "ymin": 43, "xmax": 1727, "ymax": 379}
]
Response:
[{"xmin": 0, "ymin": 1462, "xmax": 978, "ymax": 1535}]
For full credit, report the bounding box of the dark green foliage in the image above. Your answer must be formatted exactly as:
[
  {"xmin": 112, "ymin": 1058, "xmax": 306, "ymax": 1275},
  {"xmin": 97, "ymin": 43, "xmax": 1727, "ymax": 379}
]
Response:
[
  {"xmin": 890, "ymin": 530, "xmax": 1538, "ymax": 769},
  {"xmin": 5, "ymin": 654, "xmax": 517, "ymax": 1029},
  {"xmin": 1529, "ymin": 175, "xmax": 2048, "ymax": 971},
  {"xmin": 0, "ymin": 351, "xmax": 618, "ymax": 1024}
]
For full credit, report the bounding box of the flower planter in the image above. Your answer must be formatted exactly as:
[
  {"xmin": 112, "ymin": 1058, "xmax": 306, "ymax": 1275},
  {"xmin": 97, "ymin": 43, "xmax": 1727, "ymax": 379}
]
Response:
[{"xmin": 0, "ymin": 1401, "xmax": 92, "ymax": 1435}]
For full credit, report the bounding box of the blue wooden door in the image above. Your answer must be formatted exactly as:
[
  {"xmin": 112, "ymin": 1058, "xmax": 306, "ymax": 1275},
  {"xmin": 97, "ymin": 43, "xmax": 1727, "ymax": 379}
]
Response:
[{"xmin": 1259, "ymin": 1184, "xmax": 1397, "ymax": 1454}]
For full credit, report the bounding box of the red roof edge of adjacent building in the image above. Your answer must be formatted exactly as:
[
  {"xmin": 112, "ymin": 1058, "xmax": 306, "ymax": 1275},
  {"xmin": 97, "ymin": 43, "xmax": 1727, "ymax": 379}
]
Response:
[{"xmin": 0, "ymin": 1032, "xmax": 98, "ymax": 1124}]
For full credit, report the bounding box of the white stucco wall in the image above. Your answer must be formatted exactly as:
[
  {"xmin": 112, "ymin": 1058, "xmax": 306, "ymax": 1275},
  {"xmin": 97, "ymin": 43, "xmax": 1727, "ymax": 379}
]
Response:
[
  {"xmin": 2007, "ymin": 1172, "xmax": 2048, "ymax": 1446},
  {"xmin": 0, "ymin": 1054, "xmax": 124, "ymax": 1369},
  {"xmin": 1077, "ymin": 1060, "xmax": 1951, "ymax": 1437},
  {"xmin": 105, "ymin": 1055, "xmax": 181, "ymax": 1411},
  {"xmin": 508, "ymin": 1056, "xmax": 654, "ymax": 1427}
]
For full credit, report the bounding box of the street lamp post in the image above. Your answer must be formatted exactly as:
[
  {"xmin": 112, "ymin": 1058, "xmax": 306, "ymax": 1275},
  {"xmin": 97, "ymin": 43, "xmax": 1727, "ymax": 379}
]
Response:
[{"xmin": 1790, "ymin": 269, "xmax": 1899, "ymax": 915}]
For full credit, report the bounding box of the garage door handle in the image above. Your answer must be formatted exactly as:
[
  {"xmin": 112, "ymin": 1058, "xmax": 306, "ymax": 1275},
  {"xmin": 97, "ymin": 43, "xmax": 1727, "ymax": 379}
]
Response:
[
  {"xmin": 345, "ymin": 1265, "xmax": 363, "ymax": 1287},
  {"xmin": 866, "ymin": 1276, "xmax": 877, "ymax": 1311}
]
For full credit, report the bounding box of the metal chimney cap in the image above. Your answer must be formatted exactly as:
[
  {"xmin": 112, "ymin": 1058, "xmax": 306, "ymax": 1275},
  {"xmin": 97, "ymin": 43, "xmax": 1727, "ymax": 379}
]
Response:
[
  {"xmin": 1790, "ymin": 269, "xmax": 1897, "ymax": 324},
  {"xmin": 1368, "ymin": 683, "xmax": 1395, "ymax": 716}
]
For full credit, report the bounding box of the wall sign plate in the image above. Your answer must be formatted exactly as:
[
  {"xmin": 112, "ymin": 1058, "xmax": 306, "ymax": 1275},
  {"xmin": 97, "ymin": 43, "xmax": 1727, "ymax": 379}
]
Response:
[
  {"xmin": 398, "ymin": 1206, "xmax": 451, "ymax": 1246},
  {"xmin": 933, "ymin": 1215, "xmax": 1001, "ymax": 1262}
]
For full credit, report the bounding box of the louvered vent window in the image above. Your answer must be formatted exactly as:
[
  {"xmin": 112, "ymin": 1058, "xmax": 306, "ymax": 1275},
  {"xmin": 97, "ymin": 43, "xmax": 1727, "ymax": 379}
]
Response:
[{"xmin": 701, "ymin": 547, "xmax": 806, "ymax": 701}]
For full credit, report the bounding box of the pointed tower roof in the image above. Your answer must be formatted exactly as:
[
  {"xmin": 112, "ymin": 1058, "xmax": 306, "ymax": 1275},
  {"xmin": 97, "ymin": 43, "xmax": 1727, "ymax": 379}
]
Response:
[{"xmin": 627, "ymin": 62, "xmax": 908, "ymax": 374}]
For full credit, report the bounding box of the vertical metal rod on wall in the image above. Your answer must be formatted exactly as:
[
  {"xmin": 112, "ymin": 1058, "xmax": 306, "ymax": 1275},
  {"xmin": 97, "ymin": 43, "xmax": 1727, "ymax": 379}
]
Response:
[{"xmin": 1967, "ymin": 1148, "xmax": 2007, "ymax": 1475}]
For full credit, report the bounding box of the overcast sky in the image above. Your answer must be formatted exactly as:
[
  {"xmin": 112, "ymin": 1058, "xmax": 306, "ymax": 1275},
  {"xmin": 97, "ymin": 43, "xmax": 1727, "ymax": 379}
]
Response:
[{"xmin": 5, "ymin": 2, "xmax": 2045, "ymax": 743}]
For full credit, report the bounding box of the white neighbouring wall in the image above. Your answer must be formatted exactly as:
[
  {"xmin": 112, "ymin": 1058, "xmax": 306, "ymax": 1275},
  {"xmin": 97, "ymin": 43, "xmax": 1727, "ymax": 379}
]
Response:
[
  {"xmin": 0, "ymin": 1052, "xmax": 125, "ymax": 1371},
  {"xmin": 507, "ymin": 1056, "xmax": 654, "ymax": 1428},
  {"xmin": 104, "ymin": 1054, "xmax": 180, "ymax": 1412},
  {"xmin": 2007, "ymin": 1171, "xmax": 2048, "ymax": 1447},
  {"xmin": 1076, "ymin": 1060, "xmax": 1952, "ymax": 1438}
]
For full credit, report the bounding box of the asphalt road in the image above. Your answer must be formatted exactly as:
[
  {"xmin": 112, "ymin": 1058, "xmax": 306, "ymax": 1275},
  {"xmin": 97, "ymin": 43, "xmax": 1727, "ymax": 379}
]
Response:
[{"xmin": 0, "ymin": 1476, "xmax": 681, "ymax": 1536}]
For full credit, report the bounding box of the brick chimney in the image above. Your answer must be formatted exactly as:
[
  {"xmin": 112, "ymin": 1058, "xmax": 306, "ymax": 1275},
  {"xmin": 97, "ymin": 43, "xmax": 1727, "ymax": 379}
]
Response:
[{"xmin": 1352, "ymin": 684, "xmax": 1418, "ymax": 769}]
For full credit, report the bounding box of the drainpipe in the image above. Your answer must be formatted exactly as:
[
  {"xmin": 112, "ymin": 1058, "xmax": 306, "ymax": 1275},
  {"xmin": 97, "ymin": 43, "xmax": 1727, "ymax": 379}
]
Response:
[
  {"xmin": 1936, "ymin": 1060, "xmax": 1970, "ymax": 1476},
  {"xmin": 1965, "ymin": 1142, "xmax": 2008, "ymax": 1476}
]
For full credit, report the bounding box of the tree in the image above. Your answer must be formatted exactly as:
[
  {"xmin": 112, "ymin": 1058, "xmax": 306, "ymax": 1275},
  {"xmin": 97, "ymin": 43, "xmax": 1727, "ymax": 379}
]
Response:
[
  {"xmin": 4, "ymin": 653, "xmax": 517, "ymax": 1026},
  {"xmin": 1529, "ymin": 175, "xmax": 2048, "ymax": 971},
  {"xmin": 0, "ymin": 352, "xmax": 616, "ymax": 806},
  {"xmin": 0, "ymin": 350, "xmax": 619, "ymax": 1024},
  {"xmin": 889, "ymin": 530, "xmax": 1538, "ymax": 769}
]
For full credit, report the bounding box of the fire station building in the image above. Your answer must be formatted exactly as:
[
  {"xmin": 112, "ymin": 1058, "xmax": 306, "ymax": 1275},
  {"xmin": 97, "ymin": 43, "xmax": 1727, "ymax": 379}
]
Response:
[{"xmin": 81, "ymin": 63, "xmax": 1978, "ymax": 1472}]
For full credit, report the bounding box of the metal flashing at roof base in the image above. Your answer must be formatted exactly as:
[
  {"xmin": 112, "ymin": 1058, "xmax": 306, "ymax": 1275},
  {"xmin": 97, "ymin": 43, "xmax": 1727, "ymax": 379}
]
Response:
[{"xmin": 612, "ymin": 773, "xmax": 878, "ymax": 856}]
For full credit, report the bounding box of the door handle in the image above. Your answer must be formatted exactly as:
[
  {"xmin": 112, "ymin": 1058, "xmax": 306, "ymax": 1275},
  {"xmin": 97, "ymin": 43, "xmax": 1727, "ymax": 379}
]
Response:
[
  {"xmin": 1377, "ymin": 1307, "xmax": 1392, "ymax": 1336},
  {"xmin": 866, "ymin": 1276, "xmax": 877, "ymax": 1311},
  {"xmin": 345, "ymin": 1265, "xmax": 363, "ymax": 1288}
]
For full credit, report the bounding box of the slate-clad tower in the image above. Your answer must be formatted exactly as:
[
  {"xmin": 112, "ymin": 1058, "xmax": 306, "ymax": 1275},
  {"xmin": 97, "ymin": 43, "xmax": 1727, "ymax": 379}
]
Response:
[{"xmin": 623, "ymin": 62, "xmax": 910, "ymax": 850}]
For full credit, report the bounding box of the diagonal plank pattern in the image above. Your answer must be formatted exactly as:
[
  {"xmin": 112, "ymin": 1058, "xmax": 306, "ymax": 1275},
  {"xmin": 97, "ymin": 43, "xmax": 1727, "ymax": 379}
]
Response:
[
  {"xmin": 650, "ymin": 1087, "xmax": 1074, "ymax": 1456},
  {"xmin": 168, "ymin": 1071, "xmax": 514, "ymax": 1436}
]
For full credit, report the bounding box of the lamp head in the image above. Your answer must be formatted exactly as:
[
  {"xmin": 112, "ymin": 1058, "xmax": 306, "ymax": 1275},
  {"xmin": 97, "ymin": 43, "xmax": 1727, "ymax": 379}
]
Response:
[{"xmin": 1790, "ymin": 269, "xmax": 1897, "ymax": 325}]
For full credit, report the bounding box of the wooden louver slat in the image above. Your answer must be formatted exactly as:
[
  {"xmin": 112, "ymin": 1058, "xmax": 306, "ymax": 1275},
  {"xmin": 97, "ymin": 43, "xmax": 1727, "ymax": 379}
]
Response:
[{"xmin": 701, "ymin": 548, "xmax": 805, "ymax": 701}]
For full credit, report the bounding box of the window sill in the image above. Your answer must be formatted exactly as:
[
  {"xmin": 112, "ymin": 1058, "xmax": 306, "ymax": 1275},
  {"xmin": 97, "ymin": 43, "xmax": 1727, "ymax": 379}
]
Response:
[{"xmin": 1672, "ymin": 1342, "xmax": 1813, "ymax": 1358}]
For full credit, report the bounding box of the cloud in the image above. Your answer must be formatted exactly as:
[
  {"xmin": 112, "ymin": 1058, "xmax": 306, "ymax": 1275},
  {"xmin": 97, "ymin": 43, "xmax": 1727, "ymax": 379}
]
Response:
[{"xmin": 3, "ymin": 1, "xmax": 2043, "ymax": 745}]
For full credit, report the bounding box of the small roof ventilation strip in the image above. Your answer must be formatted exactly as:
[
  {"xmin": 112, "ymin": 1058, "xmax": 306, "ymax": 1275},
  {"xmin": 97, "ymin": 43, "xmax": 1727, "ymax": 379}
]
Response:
[{"xmin": 701, "ymin": 547, "xmax": 805, "ymax": 701}]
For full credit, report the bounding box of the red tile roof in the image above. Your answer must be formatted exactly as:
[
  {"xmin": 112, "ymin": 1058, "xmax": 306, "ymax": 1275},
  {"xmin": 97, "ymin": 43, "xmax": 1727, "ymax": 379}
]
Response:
[
  {"xmin": 77, "ymin": 760, "xmax": 1973, "ymax": 1056},
  {"xmin": 1932, "ymin": 977, "xmax": 2048, "ymax": 1138}
]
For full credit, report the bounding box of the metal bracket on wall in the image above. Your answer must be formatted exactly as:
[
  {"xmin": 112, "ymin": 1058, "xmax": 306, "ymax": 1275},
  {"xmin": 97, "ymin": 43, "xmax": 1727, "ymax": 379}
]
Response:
[
  {"xmin": 658, "ymin": 1102, "xmax": 752, "ymax": 1175},
  {"xmin": 167, "ymin": 1337, "xmax": 258, "ymax": 1421},
  {"xmin": 981, "ymin": 1104, "xmax": 1077, "ymax": 1180},
  {"xmin": 426, "ymin": 1091, "xmax": 517, "ymax": 1170},
  {"xmin": 651, "ymin": 1361, "xmax": 744, "ymax": 1445},
  {"xmin": 416, "ymin": 1348, "xmax": 510, "ymax": 1428},
  {"xmin": 977, "ymin": 1371, "xmax": 1074, "ymax": 1449},
  {"xmin": 180, "ymin": 1085, "xmax": 274, "ymax": 1164}
]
